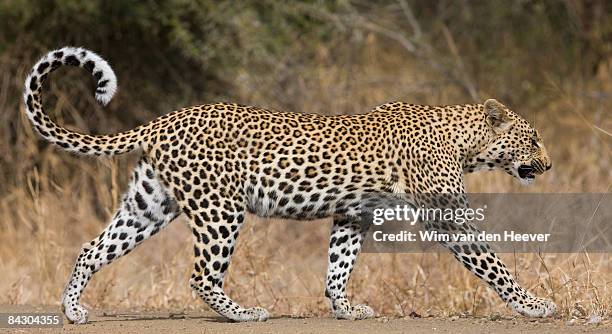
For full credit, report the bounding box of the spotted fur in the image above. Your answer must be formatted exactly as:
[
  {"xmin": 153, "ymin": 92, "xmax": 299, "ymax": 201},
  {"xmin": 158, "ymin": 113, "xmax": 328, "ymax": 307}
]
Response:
[{"xmin": 24, "ymin": 47, "xmax": 555, "ymax": 324}]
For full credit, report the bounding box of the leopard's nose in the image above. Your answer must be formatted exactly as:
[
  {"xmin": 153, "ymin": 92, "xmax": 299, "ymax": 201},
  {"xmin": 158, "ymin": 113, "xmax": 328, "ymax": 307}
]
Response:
[{"xmin": 546, "ymin": 163, "xmax": 552, "ymax": 171}]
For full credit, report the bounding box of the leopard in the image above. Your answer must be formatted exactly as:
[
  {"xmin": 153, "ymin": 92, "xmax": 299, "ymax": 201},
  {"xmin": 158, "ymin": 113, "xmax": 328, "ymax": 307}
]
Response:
[{"xmin": 23, "ymin": 47, "xmax": 556, "ymax": 324}]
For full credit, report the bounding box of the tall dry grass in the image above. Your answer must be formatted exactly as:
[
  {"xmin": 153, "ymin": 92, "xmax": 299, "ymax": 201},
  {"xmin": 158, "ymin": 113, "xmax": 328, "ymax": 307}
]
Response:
[{"xmin": 0, "ymin": 36, "xmax": 610, "ymax": 321}]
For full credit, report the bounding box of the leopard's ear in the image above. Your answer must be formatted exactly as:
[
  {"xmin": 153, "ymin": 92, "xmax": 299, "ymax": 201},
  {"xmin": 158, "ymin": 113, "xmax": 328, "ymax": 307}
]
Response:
[{"xmin": 484, "ymin": 99, "xmax": 513, "ymax": 133}]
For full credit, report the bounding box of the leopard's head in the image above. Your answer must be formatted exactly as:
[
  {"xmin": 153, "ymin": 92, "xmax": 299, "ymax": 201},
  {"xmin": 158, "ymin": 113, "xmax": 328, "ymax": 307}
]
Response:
[{"xmin": 474, "ymin": 99, "xmax": 552, "ymax": 185}]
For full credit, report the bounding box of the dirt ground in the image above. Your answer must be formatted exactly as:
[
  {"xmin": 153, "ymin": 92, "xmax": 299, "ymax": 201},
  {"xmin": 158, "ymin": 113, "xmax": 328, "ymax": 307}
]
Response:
[{"xmin": 1, "ymin": 305, "xmax": 609, "ymax": 334}]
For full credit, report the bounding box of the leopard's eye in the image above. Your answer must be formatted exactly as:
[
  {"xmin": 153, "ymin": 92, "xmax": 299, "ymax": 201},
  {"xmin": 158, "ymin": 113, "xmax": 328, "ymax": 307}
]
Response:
[{"xmin": 531, "ymin": 138, "xmax": 538, "ymax": 147}]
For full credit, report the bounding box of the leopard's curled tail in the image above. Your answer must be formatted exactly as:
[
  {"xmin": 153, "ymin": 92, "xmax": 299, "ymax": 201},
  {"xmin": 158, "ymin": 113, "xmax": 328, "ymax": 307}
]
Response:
[{"xmin": 23, "ymin": 47, "xmax": 145, "ymax": 156}]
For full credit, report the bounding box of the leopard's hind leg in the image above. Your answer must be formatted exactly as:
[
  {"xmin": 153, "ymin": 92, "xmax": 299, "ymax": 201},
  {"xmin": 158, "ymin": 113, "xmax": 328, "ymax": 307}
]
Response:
[
  {"xmin": 185, "ymin": 194, "xmax": 269, "ymax": 322},
  {"xmin": 61, "ymin": 158, "xmax": 180, "ymax": 324}
]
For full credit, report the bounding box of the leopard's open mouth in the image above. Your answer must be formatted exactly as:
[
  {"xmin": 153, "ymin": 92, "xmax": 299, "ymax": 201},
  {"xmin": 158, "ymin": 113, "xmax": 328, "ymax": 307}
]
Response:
[{"xmin": 518, "ymin": 164, "xmax": 535, "ymax": 180}]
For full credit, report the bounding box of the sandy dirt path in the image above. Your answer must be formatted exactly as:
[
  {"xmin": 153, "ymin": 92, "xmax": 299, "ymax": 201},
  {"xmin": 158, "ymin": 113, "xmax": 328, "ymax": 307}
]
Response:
[{"xmin": 1, "ymin": 305, "xmax": 608, "ymax": 334}]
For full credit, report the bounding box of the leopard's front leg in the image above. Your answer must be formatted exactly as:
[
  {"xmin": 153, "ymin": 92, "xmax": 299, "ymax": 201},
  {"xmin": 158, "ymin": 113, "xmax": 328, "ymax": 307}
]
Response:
[
  {"xmin": 422, "ymin": 194, "xmax": 556, "ymax": 318},
  {"xmin": 443, "ymin": 229, "xmax": 557, "ymax": 317},
  {"xmin": 325, "ymin": 217, "xmax": 374, "ymax": 320}
]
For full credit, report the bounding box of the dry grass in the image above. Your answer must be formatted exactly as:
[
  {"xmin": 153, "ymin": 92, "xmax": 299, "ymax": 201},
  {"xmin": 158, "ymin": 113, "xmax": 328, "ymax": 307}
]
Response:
[{"xmin": 0, "ymin": 40, "xmax": 610, "ymax": 321}]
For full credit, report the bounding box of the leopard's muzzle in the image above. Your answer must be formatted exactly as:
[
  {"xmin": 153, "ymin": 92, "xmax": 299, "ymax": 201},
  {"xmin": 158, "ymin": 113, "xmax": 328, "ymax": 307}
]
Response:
[{"xmin": 518, "ymin": 160, "xmax": 552, "ymax": 180}]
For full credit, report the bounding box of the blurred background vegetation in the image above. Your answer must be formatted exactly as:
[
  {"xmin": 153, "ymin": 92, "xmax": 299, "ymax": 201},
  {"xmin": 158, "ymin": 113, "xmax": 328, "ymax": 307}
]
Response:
[{"xmin": 0, "ymin": 0, "xmax": 610, "ymax": 318}]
